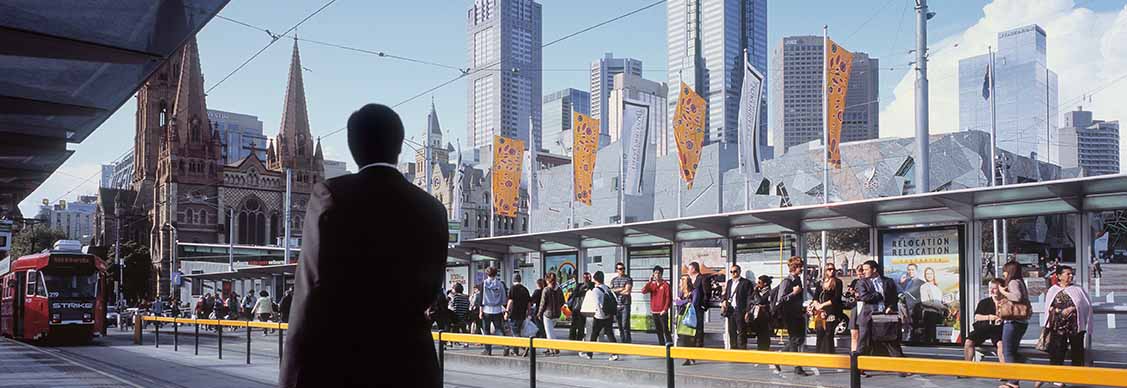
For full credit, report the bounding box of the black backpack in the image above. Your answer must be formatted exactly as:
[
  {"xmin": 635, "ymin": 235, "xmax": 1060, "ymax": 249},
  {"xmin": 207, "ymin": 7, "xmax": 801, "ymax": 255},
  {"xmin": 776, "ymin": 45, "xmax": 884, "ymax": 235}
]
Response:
[{"xmin": 599, "ymin": 285, "xmax": 618, "ymax": 317}]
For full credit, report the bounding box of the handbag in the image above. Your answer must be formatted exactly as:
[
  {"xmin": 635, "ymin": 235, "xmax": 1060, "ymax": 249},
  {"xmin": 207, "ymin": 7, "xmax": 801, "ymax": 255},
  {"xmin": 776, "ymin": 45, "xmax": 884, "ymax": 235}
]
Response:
[
  {"xmin": 870, "ymin": 313, "xmax": 902, "ymax": 342},
  {"xmin": 681, "ymin": 304, "xmax": 699, "ymax": 329},
  {"xmin": 1035, "ymin": 327, "xmax": 1053, "ymax": 352},
  {"xmin": 996, "ymin": 297, "xmax": 1032, "ymax": 321}
]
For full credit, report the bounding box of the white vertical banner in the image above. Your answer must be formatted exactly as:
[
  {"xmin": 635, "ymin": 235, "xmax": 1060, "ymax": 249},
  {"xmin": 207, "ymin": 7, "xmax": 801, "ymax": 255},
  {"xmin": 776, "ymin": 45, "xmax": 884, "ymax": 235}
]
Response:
[
  {"xmin": 452, "ymin": 143, "xmax": 465, "ymax": 223},
  {"xmin": 738, "ymin": 54, "xmax": 765, "ymax": 176},
  {"xmin": 527, "ymin": 116, "xmax": 539, "ymax": 211},
  {"xmin": 621, "ymin": 101, "xmax": 650, "ymax": 196}
]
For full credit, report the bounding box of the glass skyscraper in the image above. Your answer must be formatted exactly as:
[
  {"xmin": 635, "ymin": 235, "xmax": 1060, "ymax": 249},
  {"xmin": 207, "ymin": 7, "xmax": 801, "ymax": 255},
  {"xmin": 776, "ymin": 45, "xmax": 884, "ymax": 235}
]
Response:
[
  {"xmin": 542, "ymin": 88, "xmax": 590, "ymax": 155},
  {"xmin": 667, "ymin": 0, "xmax": 768, "ymax": 158},
  {"xmin": 958, "ymin": 24, "xmax": 1058, "ymax": 162},
  {"xmin": 466, "ymin": 0, "xmax": 543, "ymax": 153},
  {"xmin": 590, "ymin": 53, "xmax": 643, "ymax": 137}
]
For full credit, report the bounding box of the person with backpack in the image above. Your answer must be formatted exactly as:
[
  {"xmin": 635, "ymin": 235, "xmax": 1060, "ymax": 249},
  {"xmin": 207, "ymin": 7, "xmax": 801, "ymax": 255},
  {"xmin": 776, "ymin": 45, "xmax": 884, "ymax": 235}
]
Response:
[
  {"xmin": 480, "ymin": 267, "xmax": 508, "ymax": 356},
  {"xmin": 505, "ymin": 274, "xmax": 531, "ymax": 357},
  {"xmin": 580, "ymin": 271, "xmax": 620, "ymax": 361},
  {"xmin": 568, "ymin": 273, "xmax": 594, "ymax": 341},
  {"xmin": 774, "ymin": 256, "xmax": 810, "ymax": 376},
  {"xmin": 538, "ymin": 273, "xmax": 565, "ymax": 355}
]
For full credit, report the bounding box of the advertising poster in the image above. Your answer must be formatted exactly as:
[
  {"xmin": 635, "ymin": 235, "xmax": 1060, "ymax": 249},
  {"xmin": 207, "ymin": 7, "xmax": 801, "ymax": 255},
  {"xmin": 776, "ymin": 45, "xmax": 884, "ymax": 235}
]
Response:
[
  {"xmin": 544, "ymin": 252, "xmax": 578, "ymax": 318},
  {"xmin": 680, "ymin": 247, "xmax": 727, "ymax": 308},
  {"xmin": 879, "ymin": 226, "xmax": 964, "ymax": 344},
  {"xmin": 446, "ymin": 266, "xmax": 469, "ymax": 292},
  {"xmin": 627, "ymin": 246, "xmax": 672, "ymax": 331}
]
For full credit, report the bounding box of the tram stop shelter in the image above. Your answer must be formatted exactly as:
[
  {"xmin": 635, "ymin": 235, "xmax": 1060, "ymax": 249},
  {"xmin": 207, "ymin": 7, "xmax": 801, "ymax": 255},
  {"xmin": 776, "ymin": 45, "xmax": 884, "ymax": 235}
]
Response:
[
  {"xmin": 454, "ymin": 174, "xmax": 1127, "ymax": 362},
  {"xmin": 180, "ymin": 263, "xmax": 296, "ymax": 307}
]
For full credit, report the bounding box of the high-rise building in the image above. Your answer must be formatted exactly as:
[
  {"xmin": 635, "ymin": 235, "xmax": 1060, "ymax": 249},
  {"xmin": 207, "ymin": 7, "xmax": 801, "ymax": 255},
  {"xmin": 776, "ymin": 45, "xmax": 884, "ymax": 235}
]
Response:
[
  {"xmin": 1057, "ymin": 107, "xmax": 1120, "ymax": 176},
  {"xmin": 101, "ymin": 152, "xmax": 134, "ymax": 190},
  {"xmin": 207, "ymin": 109, "xmax": 266, "ymax": 165},
  {"xmin": 770, "ymin": 36, "xmax": 880, "ymax": 155},
  {"xmin": 466, "ymin": 0, "xmax": 543, "ymax": 152},
  {"xmin": 606, "ymin": 73, "xmax": 668, "ymax": 154},
  {"xmin": 590, "ymin": 53, "xmax": 642, "ymax": 136},
  {"xmin": 541, "ymin": 88, "xmax": 590, "ymax": 155},
  {"xmin": 45, "ymin": 195, "xmax": 98, "ymax": 243},
  {"xmin": 958, "ymin": 24, "xmax": 1058, "ymax": 162},
  {"xmin": 667, "ymin": 0, "xmax": 768, "ymax": 156},
  {"xmin": 323, "ymin": 160, "xmax": 350, "ymax": 179}
]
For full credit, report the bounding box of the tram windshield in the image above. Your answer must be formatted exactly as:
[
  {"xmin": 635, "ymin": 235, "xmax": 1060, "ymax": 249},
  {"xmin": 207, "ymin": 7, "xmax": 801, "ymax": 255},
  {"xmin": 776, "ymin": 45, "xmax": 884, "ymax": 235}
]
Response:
[{"xmin": 42, "ymin": 271, "xmax": 98, "ymax": 299}]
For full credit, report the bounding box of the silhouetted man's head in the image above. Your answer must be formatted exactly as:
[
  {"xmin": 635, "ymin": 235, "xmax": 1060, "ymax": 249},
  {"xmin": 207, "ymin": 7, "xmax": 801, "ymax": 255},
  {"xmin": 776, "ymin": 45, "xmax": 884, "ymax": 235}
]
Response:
[{"xmin": 347, "ymin": 104, "xmax": 404, "ymax": 166}]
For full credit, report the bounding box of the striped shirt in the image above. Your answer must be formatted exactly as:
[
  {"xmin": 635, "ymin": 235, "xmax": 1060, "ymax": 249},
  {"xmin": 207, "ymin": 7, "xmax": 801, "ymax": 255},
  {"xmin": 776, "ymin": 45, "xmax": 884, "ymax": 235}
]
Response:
[{"xmin": 449, "ymin": 294, "xmax": 470, "ymax": 319}]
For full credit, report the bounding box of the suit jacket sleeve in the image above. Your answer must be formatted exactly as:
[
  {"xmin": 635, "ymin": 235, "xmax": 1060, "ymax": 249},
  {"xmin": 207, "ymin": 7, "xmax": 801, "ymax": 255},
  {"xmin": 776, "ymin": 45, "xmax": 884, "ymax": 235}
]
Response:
[{"xmin": 280, "ymin": 183, "xmax": 333, "ymax": 387}]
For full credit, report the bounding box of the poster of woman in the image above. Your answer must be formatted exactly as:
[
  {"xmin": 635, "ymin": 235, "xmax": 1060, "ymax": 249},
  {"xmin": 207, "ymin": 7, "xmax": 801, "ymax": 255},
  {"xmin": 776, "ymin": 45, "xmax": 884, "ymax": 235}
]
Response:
[{"xmin": 879, "ymin": 226, "xmax": 963, "ymax": 344}]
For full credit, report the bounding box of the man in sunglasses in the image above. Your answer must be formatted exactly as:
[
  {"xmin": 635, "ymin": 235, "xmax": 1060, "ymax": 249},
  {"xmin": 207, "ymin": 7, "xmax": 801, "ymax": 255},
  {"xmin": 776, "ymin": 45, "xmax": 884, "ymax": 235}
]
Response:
[{"xmin": 610, "ymin": 263, "xmax": 633, "ymax": 343}]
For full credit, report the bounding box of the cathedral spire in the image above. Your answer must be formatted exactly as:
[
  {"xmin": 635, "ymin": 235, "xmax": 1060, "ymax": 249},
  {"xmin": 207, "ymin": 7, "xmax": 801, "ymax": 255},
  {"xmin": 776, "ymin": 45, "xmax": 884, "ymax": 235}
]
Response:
[
  {"xmin": 314, "ymin": 137, "xmax": 324, "ymax": 161},
  {"xmin": 170, "ymin": 38, "xmax": 210, "ymax": 145},
  {"xmin": 276, "ymin": 36, "xmax": 313, "ymax": 168}
]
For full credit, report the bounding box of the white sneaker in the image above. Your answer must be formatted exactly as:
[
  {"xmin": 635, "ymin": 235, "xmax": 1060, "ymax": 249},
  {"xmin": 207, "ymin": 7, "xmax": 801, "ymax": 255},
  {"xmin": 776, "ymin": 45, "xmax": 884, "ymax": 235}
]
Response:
[
  {"xmin": 579, "ymin": 353, "xmax": 592, "ymax": 360},
  {"xmin": 609, "ymin": 355, "xmax": 620, "ymax": 361}
]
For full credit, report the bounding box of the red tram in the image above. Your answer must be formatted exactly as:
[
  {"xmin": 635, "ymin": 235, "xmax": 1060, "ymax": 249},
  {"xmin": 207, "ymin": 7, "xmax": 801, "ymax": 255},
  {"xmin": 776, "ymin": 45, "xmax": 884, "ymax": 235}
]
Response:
[{"xmin": 1, "ymin": 240, "xmax": 106, "ymax": 343}]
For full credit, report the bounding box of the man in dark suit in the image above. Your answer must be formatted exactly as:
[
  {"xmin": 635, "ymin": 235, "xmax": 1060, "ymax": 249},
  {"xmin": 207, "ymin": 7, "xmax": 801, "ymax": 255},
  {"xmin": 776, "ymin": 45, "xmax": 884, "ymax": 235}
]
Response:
[
  {"xmin": 855, "ymin": 260, "xmax": 905, "ymax": 361},
  {"xmin": 281, "ymin": 104, "xmax": 448, "ymax": 388},
  {"xmin": 723, "ymin": 264, "xmax": 752, "ymax": 349}
]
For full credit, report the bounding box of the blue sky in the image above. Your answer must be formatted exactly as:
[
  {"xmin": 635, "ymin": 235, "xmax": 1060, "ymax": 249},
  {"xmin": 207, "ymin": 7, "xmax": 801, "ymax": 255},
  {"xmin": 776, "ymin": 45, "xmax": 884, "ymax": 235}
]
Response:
[{"xmin": 21, "ymin": 0, "xmax": 1127, "ymax": 216}]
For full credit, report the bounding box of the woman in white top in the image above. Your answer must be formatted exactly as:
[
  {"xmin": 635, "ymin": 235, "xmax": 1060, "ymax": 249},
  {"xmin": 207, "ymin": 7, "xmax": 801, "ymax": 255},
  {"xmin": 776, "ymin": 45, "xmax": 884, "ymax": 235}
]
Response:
[
  {"xmin": 252, "ymin": 290, "xmax": 276, "ymax": 335},
  {"xmin": 920, "ymin": 267, "xmax": 942, "ymax": 303}
]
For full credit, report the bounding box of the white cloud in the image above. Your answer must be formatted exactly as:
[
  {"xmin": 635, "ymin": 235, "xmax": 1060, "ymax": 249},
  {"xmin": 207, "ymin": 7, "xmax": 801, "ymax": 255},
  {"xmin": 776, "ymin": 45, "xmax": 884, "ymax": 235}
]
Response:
[{"xmin": 880, "ymin": 0, "xmax": 1127, "ymax": 169}]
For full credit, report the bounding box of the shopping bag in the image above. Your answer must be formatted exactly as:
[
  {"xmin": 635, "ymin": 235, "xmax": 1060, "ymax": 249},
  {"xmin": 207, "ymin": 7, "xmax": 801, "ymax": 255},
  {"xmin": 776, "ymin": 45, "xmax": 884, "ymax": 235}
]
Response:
[
  {"xmin": 681, "ymin": 304, "xmax": 698, "ymax": 329},
  {"xmin": 521, "ymin": 319, "xmax": 539, "ymax": 338},
  {"xmin": 676, "ymin": 309, "xmax": 697, "ymax": 336},
  {"xmin": 580, "ymin": 289, "xmax": 599, "ymax": 315}
]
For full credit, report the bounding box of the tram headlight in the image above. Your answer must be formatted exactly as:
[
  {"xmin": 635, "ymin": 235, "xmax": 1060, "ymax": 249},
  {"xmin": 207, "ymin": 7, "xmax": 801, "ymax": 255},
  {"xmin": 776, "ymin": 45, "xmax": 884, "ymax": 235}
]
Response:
[
  {"xmin": 51, "ymin": 313, "xmax": 61, "ymax": 323},
  {"xmin": 82, "ymin": 313, "xmax": 93, "ymax": 322}
]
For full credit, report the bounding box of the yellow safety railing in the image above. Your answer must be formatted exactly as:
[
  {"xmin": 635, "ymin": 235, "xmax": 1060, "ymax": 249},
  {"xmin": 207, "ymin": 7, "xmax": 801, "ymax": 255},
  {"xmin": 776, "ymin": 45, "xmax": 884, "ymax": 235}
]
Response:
[
  {"xmin": 138, "ymin": 315, "xmax": 287, "ymax": 365},
  {"xmin": 135, "ymin": 318, "xmax": 1127, "ymax": 388},
  {"xmin": 428, "ymin": 331, "xmax": 1127, "ymax": 388}
]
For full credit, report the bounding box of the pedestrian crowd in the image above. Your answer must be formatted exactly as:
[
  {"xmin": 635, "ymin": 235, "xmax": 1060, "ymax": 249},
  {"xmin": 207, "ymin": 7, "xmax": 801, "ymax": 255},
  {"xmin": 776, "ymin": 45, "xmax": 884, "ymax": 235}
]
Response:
[{"xmin": 425, "ymin": 256, "xmax": 1096, "ymax": 386}]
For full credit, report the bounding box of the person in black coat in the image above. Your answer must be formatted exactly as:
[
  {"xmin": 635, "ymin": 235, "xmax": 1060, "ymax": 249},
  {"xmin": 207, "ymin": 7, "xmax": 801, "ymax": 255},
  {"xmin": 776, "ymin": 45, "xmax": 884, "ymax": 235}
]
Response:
[
  {"xmin": 280, "ymin": 104, "xmax": 448, "ymax": 388},
  {"xmin": 811, "ymin": 262, "xmax": 844, "ymax": 354},
  {"xmin": 568, "ymin": 273, "xmax": 594, "ymax": 341},
  {"xmin": 774, "ymin": 256, "xmax": 809, "ymax": 376},
  {"xmin": 723, "ymin": 264, "xmax": 753, "ymax": 349},
  {"xmin": 855, "ymin": 260, "xmax": 905, "ymax": 360},
  {"xmin": 747, "ymin": 275, "xmax": 774, "ymax": 351}
]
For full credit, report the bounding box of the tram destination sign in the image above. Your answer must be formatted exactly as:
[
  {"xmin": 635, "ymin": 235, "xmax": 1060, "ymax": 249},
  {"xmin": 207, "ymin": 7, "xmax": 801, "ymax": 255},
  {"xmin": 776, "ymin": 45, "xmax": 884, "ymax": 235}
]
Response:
[{"xmin": 49, "ymin": 255, "xmax": 95, "ymax": 269}]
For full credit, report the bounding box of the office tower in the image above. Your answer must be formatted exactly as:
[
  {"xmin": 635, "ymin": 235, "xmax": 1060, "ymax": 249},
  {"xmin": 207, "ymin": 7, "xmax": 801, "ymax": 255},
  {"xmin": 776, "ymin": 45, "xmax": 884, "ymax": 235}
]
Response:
[
  {"xmin": 958, "ymin": 24, "xmax": 1058, "ymax": 162},
  {"xmin": 590, "ymin": 53, "xmax": 643, "ymax": 136},
  {"xmin": 466, "ymin": 0, "xmax": 543, "ymax": 152},
  {"xmin": 667, "ymin": 0, "xmax": 768, "ymax": 156},
  {"xmin": 207, "ymin": 109, "xmax": 266, "ymax": 164},
  {"xmin": 1057, "ymin": 107, "xmax": 1120, "ymax": 176},
  {"xmin": 606, "ymin": 73, "xmax": 669, "ymax": 154},
  {"xmin": 542, "ymin": 88, "xmax": 590, "ymax": 155},
  {"xmin": 771, "ymin": 36, "xmax": 880, "ymax": 155}
]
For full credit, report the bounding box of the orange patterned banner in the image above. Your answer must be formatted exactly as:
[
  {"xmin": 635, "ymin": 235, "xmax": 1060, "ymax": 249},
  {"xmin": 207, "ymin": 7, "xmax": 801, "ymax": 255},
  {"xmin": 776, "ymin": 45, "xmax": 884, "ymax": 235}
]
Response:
[
  {"xmin": 673, "ymin": 82, "xmax": 707, "ymax": 189},
  {"xmin": 492, "ymin": 135, "xmax": 524, "ymax": 217},
  {"xmin": 825, "ymin": 37, "xmax": 853, "ymax": 169},
  {"xmin": 572, "ymin": 112, "xmax": 600, "ymax": 206}
]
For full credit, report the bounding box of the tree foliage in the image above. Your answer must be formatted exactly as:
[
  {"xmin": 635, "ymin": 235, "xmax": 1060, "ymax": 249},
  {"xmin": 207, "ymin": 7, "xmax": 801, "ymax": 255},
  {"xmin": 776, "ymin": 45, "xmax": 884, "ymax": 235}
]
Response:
[
  {"xmin": 118, "ymin": 241, "xmax": 153, "ymax": 306},
  {"xmin": 9, "ymin": 224, "xmax": 68, "ymax": 258}
]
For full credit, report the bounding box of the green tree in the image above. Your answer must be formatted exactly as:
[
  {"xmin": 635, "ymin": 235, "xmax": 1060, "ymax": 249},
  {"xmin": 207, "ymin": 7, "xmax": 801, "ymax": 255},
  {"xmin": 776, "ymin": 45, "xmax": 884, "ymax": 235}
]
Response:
[
  {"xmin": 806, "ymin": 228, "xmax": 872, "ymax": 270},
  {"xmin": 118, "ymin": 241, "xmax": 153, "ymax": 306},
  {"xmin": 9, "ymin": 224, "xmax": 67, "ymax": 258}
]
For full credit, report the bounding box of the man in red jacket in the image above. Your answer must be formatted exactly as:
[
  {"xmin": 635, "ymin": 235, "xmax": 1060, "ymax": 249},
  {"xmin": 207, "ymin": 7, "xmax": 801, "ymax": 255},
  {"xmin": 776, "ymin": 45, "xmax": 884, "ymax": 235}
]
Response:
[{"xmin": 641, "ymin": 266, "xmax": 673, "ymax": 345}]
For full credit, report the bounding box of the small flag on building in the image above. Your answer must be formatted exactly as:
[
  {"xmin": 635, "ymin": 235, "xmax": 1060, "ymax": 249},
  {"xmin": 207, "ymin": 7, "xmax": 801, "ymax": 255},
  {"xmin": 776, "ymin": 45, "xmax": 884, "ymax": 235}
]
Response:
[{"xmin": 982, "ymin": 64, "xmax": 991, "ymax": 100}]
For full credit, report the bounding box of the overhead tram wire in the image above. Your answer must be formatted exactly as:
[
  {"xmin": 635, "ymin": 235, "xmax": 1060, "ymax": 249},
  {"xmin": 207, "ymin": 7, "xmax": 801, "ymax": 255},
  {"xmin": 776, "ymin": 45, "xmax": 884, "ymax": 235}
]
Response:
[
  {"xmin": 205, "ymin": 0, "xmax": 339, "ymax": 94},
  {"xmin": 319, "ymin": 0, "xmax": 667, "ymax": 140},
  {"xmin": 214, "ymin": 14, "xmax": 467, "ymax": 73}
]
